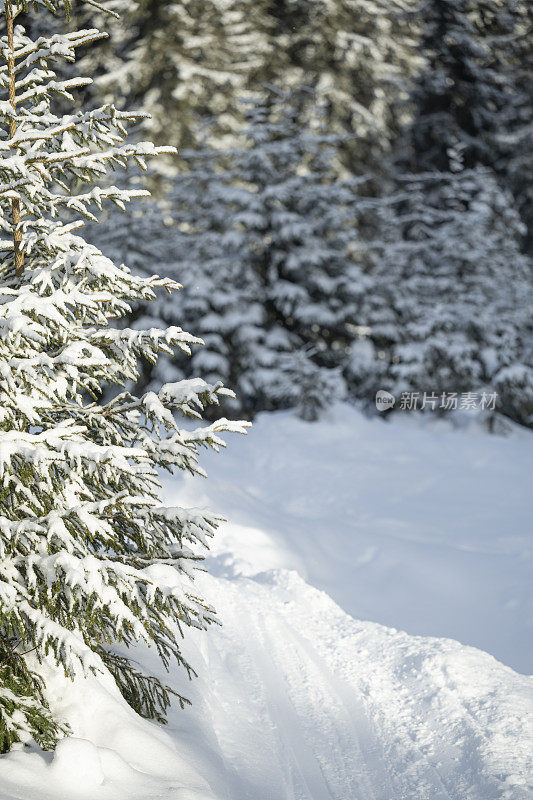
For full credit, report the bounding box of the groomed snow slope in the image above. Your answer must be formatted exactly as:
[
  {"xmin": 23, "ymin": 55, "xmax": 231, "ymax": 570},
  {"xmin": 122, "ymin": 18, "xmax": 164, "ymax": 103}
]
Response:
[
  {"xmin": 1, "ymin": 569, "xmax": 531, "ymax": 800},
  {"xmin": 160, "ymin": 570, "xmax": 533, "ymax": 800},
  {"xmin": 0, "ymin": 407, "xmax": 531, "ymax": 799}
]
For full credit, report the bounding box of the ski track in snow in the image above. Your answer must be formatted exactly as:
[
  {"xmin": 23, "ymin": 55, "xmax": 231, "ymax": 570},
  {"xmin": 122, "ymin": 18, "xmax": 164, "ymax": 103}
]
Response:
[
  {"xmin": 165, "ymin": 570, "xmax": 532, "ymax": 800},
  {"xmin": 1, "ymin": 407, "xmax": 532, "ymax": 799},
  {"xmin": 4, "ymin": 568, "xmax": 530, "ymax": 800}
]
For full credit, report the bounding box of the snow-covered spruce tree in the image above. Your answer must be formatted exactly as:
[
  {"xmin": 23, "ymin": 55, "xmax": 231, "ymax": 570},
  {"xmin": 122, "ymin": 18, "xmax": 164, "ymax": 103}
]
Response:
[
  {"xmin": 398, "ymin": 0, "xmax": 529, "ymax": 175},
  {"xmin": 70, "ymin": 0, "xmax": 273, "ymax": 152},
  {"xmin": 150, "ymin": 163, "xmax": 268, "ymax": 416},
  {"xmin": 91, "ymin": 140, "xmax": 290, "ymax": 417},
  {"xmin": 86, "ymin": 164, "xmax": 269, "ymax": 417},
  {"xmin": 492, "ymin": 1, "xmax": 533, "ymax": 252},
  {"xmin": 230, "ymin": 91, "xmax": 370, "ymax": 391},
  {"xmin": 348, "ymin": 151, "xmax": 533, "ymax": 425},
  {"xmin": 0, "ymin": 0, "xmax": 249, "ymax": 752},
  {"xmin": 391, "ymin": 0, "xmax": 533, "ymax": 256},
  {"xmin": 264, "ymin": 0, "xmax": 421, "ymax": 173},
  {"xmin": 275, "ymin": 346, "xmax": 346, "ymax": 422},
  {"xmin": 109, "ymin": 88, "xmax": 371, "ymax": 416},
  {"xmin": 68, "ymin": 0, "xmax": 420, "ymax": 175}
]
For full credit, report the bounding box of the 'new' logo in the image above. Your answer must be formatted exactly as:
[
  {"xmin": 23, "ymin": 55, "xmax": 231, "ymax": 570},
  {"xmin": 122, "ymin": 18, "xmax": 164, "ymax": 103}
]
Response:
[{"xmin": 375, "ymin": 390, "xmax": 395, "ymax": 412}]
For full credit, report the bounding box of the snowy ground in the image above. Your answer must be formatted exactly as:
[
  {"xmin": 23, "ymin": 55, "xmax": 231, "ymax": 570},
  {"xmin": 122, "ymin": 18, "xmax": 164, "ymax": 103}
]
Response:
[
  {"xmin": 177, "ymin": 405, "xmax": 533, "ymax": 674},
  {"xmin": 1, "ymin": 406, "xmax": 532, "ymax": 799}
]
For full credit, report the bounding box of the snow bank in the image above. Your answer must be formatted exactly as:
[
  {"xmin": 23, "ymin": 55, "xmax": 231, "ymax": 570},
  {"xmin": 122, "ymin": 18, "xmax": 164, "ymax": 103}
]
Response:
[{"xmin": 0, "ymin": 656, "xmax": 216, "ymax": 800}]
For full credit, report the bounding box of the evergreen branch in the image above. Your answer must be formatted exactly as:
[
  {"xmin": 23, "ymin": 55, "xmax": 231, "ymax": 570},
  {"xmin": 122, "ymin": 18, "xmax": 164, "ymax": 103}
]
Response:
[{"xmin": 99, "ymin": 650, "xmax": 191, "ymax": 722}]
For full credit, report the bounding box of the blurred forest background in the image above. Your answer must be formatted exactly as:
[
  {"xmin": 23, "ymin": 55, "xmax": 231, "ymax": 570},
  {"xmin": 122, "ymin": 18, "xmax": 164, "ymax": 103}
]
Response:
[{"xmin": 33, "ymin": 0, "xmax": 533, "ymax": 425}]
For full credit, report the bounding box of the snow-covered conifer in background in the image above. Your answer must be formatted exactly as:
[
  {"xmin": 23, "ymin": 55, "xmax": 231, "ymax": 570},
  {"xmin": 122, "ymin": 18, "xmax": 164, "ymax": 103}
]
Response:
[
  {"xmin": 100, "ymin": 88, "xmax": 370, "ymax": 416},
  {"xmin": 69, "ymin": 0, "xmax": 419, "ymax": 173},
  {"xmin": 276, "ymin": 346, "xmax": 346, "ymax": 422},
  {"xmin": 399, "ymin": 0, "xmax": 518, "ymax": 172},
  {"xmin": 71, "ymin": 0, "xmax": 273, "ymax": 152},
  {"xmin": 490, "ymin": 0, "xmax": 532, "ymax": 252},
  {"xmin": 86, "ymin": 153, "xmax": 267, "ymax": 416},
  {"xmin": 0, "ymin": 0, "xmax": 249, "ymax": 752},
  {"xmin": 264, "ymin": 0, "xmax": 420, "ymax": 172},
  {"xmin": 231, "ymin": 90, "xmax": 368, "ymax": 390},
  {"xmin": 348, "ymin": 149, "xmax": 533, "ymax": 425},
  {"xmin": 398, "ymin": 0, "xmax": 532, "ymax": 250}
]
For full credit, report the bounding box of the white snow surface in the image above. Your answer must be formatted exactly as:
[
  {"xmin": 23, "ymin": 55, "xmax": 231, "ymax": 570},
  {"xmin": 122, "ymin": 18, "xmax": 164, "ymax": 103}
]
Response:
[
  {"xmin": 177, "ymin": 405, "xmax": 533, "ymax": 674},
  {"xmin": 1, "ymin": 405, "xmax": 532, "ymax": 799}
]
